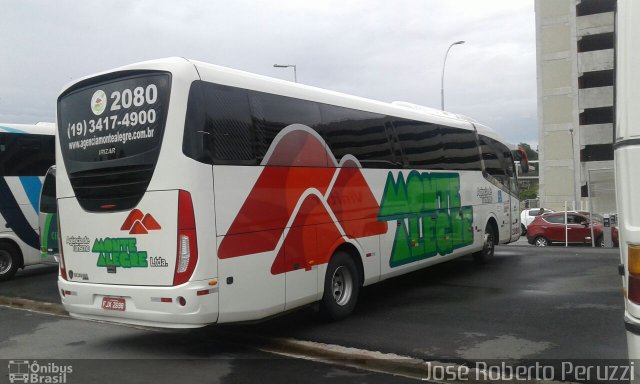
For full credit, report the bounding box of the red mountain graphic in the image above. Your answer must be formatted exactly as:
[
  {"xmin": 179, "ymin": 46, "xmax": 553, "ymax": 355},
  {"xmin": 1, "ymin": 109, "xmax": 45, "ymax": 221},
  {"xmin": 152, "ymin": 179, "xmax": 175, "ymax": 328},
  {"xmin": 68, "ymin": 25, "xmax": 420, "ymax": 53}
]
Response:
[
  {"xmin": 121, "ymin": 209, "xmax": 161, "ymax": 235},
  {"xmin": 218, "ymin": 126, "xmax": 388, "ymax": 275}
]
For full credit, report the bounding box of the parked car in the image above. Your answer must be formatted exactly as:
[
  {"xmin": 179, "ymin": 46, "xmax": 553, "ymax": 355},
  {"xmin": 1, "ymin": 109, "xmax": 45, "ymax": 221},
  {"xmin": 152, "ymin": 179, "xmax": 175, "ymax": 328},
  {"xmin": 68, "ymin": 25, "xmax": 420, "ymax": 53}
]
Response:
[
  {"xmin": 520, "ymin": 208, "xmax": 555, "ymax": 235},
  {"xmin": 526, "ymin": 211, "xmax": 619, "ymax": 247}
]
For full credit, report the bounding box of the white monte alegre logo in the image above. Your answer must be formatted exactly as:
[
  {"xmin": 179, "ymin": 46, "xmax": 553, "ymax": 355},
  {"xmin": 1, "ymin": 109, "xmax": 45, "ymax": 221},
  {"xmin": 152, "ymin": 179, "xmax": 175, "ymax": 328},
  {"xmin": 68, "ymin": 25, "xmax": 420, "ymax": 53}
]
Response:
[
  {"xmin": 8, "ymin": 360, "xmax": 73, "ymax": 383},
  {"xmin": 90, "ymin": 90, "xmax": 107, "ymax": 116}
]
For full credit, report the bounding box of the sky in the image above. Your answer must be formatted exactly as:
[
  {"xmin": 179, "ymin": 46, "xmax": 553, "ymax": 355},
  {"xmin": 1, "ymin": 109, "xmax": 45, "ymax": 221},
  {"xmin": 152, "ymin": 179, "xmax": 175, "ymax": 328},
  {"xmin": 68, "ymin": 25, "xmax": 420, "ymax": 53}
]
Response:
[{"xmin": 0, "ymin": 0, "xmax": 537, "ymax": 146}]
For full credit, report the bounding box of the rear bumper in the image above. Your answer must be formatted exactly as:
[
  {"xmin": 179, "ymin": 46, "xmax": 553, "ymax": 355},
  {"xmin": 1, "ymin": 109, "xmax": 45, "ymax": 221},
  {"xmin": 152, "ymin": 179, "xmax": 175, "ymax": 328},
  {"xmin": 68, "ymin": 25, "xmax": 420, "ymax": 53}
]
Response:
[{"xmin": 58, "ymin": 277, "xmax": 219, "ymax": 328}]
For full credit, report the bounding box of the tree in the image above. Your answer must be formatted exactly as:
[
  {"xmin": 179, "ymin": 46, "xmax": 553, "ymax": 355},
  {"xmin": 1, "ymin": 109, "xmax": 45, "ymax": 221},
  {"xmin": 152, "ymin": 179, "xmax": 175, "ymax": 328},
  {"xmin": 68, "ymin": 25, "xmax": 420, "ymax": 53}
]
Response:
[{"xmin": 519, "ymin": 182, "xmax": 539, "ymax": 200}]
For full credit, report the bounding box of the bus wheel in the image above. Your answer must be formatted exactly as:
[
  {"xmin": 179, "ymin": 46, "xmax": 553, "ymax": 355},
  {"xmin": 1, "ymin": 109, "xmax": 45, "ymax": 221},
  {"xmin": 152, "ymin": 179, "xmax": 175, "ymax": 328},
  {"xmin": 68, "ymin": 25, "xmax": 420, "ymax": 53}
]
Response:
[
  {"xmin": 320, "ymin": 251, "xmax": 360, "ymax": 321},
  {"xmin": 473, "ymin": 225, "xmax": 495, "ymax": 264},
  {"xmin": 0, "ymin": 243, "xmax": 19, "ymax": 281}
]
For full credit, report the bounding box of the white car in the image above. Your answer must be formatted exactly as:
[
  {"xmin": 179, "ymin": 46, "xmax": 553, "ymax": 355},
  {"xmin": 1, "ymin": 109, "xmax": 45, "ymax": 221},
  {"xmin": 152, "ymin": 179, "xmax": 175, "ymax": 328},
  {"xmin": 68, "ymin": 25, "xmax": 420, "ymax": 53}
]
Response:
[{"xmin": 520, "ymin": 208, "xmax": 555, "ymax": 235}]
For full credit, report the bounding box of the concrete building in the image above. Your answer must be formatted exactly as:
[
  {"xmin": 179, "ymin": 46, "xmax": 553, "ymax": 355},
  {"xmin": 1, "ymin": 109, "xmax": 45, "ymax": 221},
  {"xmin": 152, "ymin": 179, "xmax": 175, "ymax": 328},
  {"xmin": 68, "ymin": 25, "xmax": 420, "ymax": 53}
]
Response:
[{"xmin": 535, "ymin": 0, "xmax": 616, "ymax": 214}]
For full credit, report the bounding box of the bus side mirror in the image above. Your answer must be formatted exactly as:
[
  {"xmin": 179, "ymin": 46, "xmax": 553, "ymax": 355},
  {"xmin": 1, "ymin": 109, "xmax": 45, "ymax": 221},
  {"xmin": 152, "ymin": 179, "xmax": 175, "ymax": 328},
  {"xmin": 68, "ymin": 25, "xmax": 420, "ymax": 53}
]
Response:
[{"xmin": 514, "ymin": 147, "xmax": 529, "ymax": 173}]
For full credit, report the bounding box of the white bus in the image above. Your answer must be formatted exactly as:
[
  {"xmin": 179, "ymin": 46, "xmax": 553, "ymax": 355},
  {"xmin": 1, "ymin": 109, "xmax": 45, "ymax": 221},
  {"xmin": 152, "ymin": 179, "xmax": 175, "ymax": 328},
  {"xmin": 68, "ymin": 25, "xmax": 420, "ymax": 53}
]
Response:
[
  {"xmin": 56, "ymin": 58, "xmax": 526, "ymax": 328},
  {"xmin": 0, "ymin": 123, "xmax": 56, "ymax": 280},
  {"xmin": 615, "ymin": 0, "xmax": 640, "ymax": 362}
]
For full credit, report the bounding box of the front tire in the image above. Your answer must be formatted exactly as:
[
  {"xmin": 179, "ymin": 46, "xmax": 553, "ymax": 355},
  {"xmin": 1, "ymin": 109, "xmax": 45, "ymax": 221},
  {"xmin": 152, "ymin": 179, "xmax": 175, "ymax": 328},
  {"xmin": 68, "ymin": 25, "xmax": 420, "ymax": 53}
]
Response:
[
  {"xmin": 473, "ymin": 225, "xmax": 496, "ymax": 264},
  {"xmin": 0, "ymin": 243, "xmax": 20, "ymax": 281},
  {"xmin": 521, "ymin": 224, "xmax": 527, "ymax": 236},
  {"xmin": 319, "ymin": 251, "xmax": 360, "ymax": 321},
  {"xmin": 597, "ymin": 236, "xmax": 605, "ymax": 247}
]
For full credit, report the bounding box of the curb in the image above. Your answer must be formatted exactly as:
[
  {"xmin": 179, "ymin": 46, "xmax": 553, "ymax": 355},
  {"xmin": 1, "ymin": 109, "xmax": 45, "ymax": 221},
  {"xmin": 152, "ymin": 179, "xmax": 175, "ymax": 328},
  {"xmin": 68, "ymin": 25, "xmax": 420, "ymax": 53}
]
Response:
[
  {"xmin": 0, "ymin": 296, "xmax": 67, "ymax": 317},
  {"xmin": 250, "ymin": 337, "xmax": 564, "ymax": 384}
]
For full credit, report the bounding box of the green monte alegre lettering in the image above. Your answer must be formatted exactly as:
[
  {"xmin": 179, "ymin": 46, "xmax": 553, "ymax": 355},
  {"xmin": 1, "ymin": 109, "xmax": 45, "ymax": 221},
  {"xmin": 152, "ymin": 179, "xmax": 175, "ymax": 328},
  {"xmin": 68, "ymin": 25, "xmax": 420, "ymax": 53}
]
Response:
[
  {"xmin": 92, "ymin": 237, "xmax": 148, "ymax": 268},
  {"xmin": 378, "ymin": 171, "xmax": 473, "ymax": 267}
]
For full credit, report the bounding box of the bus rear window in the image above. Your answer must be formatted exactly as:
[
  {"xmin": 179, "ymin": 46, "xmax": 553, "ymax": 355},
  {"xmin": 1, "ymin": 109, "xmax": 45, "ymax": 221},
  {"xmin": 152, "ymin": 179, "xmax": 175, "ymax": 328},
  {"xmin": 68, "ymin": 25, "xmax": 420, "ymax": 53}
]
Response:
[
  {"xmin": 57, "ymin": 71, "xmax": 171, "ymax": 212},
  {"xmin": 58, "ymin": 72, "xmax": 171, "ymax": 166}
]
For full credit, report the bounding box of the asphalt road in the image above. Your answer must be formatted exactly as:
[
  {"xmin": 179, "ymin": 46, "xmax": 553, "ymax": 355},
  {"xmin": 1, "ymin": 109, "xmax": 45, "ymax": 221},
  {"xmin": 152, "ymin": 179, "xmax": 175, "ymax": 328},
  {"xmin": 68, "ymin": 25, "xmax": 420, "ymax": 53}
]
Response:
[
  {"xmin": 0, "ymin": 307, "xmax": 416, "ymax": 384},
  {"xmin": 0, "ymin": 242, "xmax": 627, "ymax": 381},
  {"xmin": 232, "ymin": 244, "xmax": 626, "ymax": 361}
]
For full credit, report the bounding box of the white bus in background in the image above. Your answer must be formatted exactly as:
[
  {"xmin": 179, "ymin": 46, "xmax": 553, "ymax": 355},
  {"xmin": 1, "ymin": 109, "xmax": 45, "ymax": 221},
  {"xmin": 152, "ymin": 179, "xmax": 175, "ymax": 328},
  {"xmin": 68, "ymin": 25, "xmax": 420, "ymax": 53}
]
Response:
[
  {"xmin": 56, "ymin": 58, "xmax": 527, "ymax": 328},
  {"xmin": 0, "ymin": 123, "xmax": 56, "ymax": 280},
  {"xmin": 616, "ymin": 0, "xmax": 640, "ymax": 364}
]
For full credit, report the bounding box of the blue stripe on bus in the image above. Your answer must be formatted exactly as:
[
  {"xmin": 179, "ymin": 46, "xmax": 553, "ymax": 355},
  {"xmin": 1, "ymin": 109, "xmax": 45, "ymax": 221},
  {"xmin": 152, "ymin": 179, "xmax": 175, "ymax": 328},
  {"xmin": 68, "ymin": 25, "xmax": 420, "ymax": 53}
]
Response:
[
  {"xmin": 0, "ymin": 177, "xmax": 39, "ymax": 250},
  {"xmin": 19, "ymin": 176, "xmax": 43, "ymax": 213},
  {"xmin": 0, "ymin": 125, "xmax": 27, "ymax": 134}
]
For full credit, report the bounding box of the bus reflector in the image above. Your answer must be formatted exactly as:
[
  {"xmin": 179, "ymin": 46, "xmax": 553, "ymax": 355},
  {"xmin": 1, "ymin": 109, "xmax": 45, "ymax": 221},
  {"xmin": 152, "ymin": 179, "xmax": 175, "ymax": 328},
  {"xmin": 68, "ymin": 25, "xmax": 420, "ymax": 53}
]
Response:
[
  {"xmin": 151, "ymin": 297, "xmax": 173, "ymax": 303},
  {"xmin": 628, "ymin": 245, "xmax": 640, "ymax": 305},
  {"xmin": 173, "ymin": 191, "xmax": 198, "ymax": 286}
]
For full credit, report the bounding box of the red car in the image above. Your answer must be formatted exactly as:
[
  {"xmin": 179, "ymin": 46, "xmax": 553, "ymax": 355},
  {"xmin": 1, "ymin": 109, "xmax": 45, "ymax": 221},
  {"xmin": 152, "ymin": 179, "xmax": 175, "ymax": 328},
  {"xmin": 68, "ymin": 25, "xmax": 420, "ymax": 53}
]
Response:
[{"xmin": 526, "ymin": 212, "xmax": 618, "ymax": 247}]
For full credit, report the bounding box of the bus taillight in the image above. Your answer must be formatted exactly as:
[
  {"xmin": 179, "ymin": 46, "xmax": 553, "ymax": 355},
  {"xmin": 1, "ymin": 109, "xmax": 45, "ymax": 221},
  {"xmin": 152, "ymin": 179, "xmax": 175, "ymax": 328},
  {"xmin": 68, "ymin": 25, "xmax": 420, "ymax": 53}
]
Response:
[
  {"xmin": 628, "ymin": 245, "xmax": 640, "ymax": 304},
  {"xmin": 174, "ymin": 190, "xmax": 198, "ymax": 286}
]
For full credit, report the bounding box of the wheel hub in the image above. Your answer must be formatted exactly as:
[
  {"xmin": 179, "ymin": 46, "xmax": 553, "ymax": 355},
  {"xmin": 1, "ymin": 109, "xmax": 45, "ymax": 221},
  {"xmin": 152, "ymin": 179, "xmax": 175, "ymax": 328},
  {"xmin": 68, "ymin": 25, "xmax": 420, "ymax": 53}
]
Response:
[
  {"xmin": 0, "ymin": 250, "xmax": 12, "ymax": 275},
  {"xmin": 332, "ymin": 266, "xmax": 353, "ymax": 306}
]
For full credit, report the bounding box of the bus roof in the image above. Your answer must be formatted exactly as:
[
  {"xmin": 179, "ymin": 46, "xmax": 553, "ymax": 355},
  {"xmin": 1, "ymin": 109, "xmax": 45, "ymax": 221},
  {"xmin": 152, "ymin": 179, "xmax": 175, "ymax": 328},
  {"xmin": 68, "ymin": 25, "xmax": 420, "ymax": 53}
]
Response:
[
  {"xmin": 0, "ymin": 122, "xmax": 55, "ymax": 135},
  {"xmin": 61, "ymin": 57, "xmax": 513, "ymax": 147},
  {"xmin": 189, "ymin": 59, "xmax": 477, "ymax": 128}
]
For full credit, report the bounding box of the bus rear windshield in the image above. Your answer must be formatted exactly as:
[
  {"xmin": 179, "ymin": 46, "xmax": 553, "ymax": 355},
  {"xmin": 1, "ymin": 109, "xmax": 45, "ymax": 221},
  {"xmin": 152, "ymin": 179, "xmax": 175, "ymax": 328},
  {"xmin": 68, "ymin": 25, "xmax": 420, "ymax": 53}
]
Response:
[
  {"xmin": 58, "ymin": 72, "xmax": 171, "ymax": 170},
  {"xmin": 57, "ymin": 71, "xmax": 171, "ymax": 212}
]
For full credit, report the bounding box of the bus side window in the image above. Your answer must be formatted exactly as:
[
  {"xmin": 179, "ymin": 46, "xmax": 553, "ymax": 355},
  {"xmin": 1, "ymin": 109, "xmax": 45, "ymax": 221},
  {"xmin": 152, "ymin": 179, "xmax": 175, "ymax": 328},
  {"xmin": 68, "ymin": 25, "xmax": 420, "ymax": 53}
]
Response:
[
  {"xmin": 248, "ymin": 92, "xmax": 322, "ymax": 165},
  {"xmin": 479, "ymin": 136, "xmax": 504, "ymax": 180},
  {"xmin": 204, "ymin": 84, "xmax": 255, "ymax": 165},
  {"xmin": 0, "ymin": 133, "xmax": 5, "ymax": 174},
  {"xmin": 318, "ymin": 105, "xmax": 397, "ymax": 169},
  {"xmin": 441, "ymin": 126, "xmax": 482, "ymax": 171},
  {"xmin": 394, "ymin": 120, "xmax": 443, "ymax": 170},
  {"xmin": 0, "ymin": 133, "xmax": 54, "ymax": 176},
  {"xmin": 183, "ymin": 81, "xmax": 256, "ymax": 166}
]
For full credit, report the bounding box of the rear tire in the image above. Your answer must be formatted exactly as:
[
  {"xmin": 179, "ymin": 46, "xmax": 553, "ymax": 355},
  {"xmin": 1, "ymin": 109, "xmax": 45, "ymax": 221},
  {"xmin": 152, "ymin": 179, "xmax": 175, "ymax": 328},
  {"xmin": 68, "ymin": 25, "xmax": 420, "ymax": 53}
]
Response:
[
  {"xmin": 0, "ymin": 243, "xmax": 20, "ymax": 281},
  {"xmin": 319, "ymin": 251, "xmax": 360, "ymax": 321},
  {"xmin": 534, "ymin": 236, "xmax": 550, "ymax": 247},
  {"xmin": 521, "ymin": 224, "xmax": 527, "ymax": 236},
  {"xmin": 473, "ymin": 225, "xmax": 495, "ymax": 264},
  {"xmin": 597, "ymin": 236, "xmax": 605, "ymax": 247}
]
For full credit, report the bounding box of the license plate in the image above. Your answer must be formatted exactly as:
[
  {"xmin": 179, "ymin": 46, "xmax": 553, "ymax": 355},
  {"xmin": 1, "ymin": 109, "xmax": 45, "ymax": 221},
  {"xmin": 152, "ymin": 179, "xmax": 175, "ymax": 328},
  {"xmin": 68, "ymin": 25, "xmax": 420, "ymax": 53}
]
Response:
[{"xmin": 102, "ymin": 297, "xmax": 126, "ymax": 311}]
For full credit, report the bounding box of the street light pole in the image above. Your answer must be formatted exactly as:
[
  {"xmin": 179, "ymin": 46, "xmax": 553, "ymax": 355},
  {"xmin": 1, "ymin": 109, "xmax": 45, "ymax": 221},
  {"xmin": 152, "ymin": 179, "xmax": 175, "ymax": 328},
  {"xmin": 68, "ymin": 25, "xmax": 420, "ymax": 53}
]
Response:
[
  {"xmin": 273, "ymin": 64, "xmax": 297, "ymax": 83},
  {"xmin": 440, "ymin": 40, "xmax": 465, "ymax": 111},
  {"xmin": 569, "ymin": 128, "xmax": 579, "ymax": 209}
]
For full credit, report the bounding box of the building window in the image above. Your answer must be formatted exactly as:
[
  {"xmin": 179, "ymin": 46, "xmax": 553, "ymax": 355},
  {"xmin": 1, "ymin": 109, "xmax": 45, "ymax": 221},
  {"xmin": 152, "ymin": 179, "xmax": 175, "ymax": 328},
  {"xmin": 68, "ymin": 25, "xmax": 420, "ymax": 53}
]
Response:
[
  {"xmin": 580, "ymin": 144, "xmax": 614, "ymax": 162},
  {"xmin": 578, "ymin": 70, "xmax": 614, "ymax": 89},
  {"xmin": 579, "ymin": 107, "xmax": 613, "ymax": 125},
  {"xmin": 577, "ymin": 32, "xmax": 614, "ymax": 53},
  {"xmin": 576, "ymin": 0, "xmax": 615, "ymax": 17}
]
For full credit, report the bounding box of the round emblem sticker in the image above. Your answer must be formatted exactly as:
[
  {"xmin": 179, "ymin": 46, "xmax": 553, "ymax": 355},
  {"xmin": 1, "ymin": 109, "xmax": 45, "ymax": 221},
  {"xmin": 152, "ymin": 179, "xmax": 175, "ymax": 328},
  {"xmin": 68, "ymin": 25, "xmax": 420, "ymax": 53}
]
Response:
[{"xmin": 91, "ymin": 90, "xmax": 107, "ymax": 116}]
